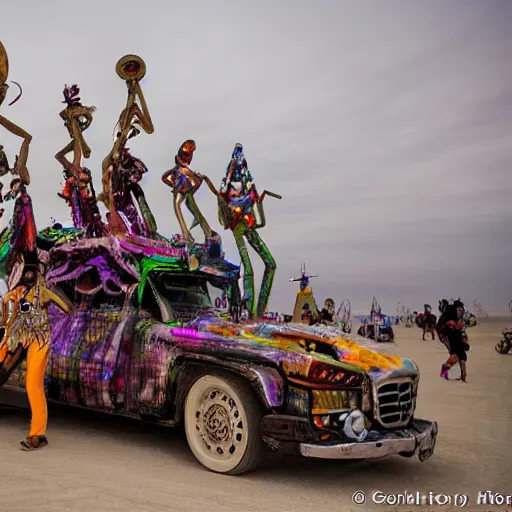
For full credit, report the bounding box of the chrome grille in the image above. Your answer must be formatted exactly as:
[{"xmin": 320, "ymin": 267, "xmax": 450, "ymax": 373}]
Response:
[{"xmin": 376, "ymin": 380, "xmax": 414, "ymax": 427}]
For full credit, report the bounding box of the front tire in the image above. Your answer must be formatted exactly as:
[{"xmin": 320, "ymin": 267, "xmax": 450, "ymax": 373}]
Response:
[{"xmin": 184, "ymin": 373, "xmax": 264, "ymax": 475}]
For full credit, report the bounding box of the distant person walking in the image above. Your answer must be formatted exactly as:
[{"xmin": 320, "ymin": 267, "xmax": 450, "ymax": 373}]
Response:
[{"xmin": 438, "ymin": 304, "xmax": 470, "ymax": 382}]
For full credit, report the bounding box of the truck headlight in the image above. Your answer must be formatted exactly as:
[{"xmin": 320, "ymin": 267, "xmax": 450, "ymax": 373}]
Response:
[
  {"xmin": 339, "ymin": 409, "xmax": 369, "ymax": 441},
  {"xmin": 311, "ymin": 389, "xmax": 360, "ymax": 413}
]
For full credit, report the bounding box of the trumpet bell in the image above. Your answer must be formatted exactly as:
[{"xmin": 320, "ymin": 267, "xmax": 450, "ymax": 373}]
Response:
[
  {"xmin": 116, "ymin": 54, "xmax": 146, "ymax": 81},
  {"xmin": 0, "ymin": 41, "xmax": 8, "ymax": 84}
]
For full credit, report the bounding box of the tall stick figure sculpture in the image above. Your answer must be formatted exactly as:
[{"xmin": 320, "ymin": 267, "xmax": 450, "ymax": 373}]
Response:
[
  {"xmin": 203, "ymin": 144, "xmax": 280, "ymax": 318},
  {"xmin": 0, "ymin": 41, "xmax": 31, "ymax": 187},
  {"xmin": 99, "ymin": 55, "xmax": 154, "ymax": 234},
  {"xmin": 55, "ymin": 84, "xmax": 104, "ymax": 236},
  {"xmin": 0, "ymin": 41, "xmax": 76, "ymax": 449}
]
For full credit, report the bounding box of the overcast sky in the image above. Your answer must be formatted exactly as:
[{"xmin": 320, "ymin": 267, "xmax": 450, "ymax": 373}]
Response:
[{"xmin": 1, "ymin": 0, "xmax": 511, "ymax": 314}]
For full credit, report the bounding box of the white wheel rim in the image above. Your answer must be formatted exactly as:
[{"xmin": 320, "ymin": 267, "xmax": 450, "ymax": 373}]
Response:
[{"xmin": 185, "ymin": 376, "xmax": 248, "ymax": 472}]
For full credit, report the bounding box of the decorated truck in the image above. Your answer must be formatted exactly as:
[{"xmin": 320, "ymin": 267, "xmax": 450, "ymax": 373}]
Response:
[
  {"xmin": 0, "ymin": 45, "xmax": 437, "ymax": 474},
  {"xmin": 1, "ymin": 227, "xmax": 437, "ymax": 474}
]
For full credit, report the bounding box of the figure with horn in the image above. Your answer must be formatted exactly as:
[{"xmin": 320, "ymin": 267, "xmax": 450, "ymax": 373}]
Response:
[
  {"xmin": 202, "ymin": 144, "xmax": 280, "ymax": 318},
  {"xmin": 55, "ymin": 84, "xmax": 105, "ymax": 237},
  {"xmin": 98, "ymin": 55, "xmax": 154, "ymax": 235}
]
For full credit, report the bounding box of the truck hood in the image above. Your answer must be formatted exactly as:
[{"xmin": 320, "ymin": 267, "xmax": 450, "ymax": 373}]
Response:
[{"xmin": 157, "ymin": 317, "xmax": 419, "ymax": 385}]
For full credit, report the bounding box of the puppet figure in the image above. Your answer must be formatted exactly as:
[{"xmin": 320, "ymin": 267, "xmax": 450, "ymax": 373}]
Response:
[
  {"xmin": 113, "ymin": 148, "xmax": 157, "ymax": 237},
  {"xmin": 161, "ymin": 140, "xmax": 213, "ymax": 243},
  {"xmin": 202, "ymin": 144, "xmax": 280, "ymax": 318}
]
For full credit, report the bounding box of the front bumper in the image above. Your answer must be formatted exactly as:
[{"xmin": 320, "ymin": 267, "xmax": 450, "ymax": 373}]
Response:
[{"xmin": 299, "ymin": 419, "xmax": 437, "ymax": 461}]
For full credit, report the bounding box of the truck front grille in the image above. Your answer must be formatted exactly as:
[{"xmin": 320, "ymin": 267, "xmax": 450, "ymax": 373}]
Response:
[{"xmin": 376, "ymin": 380, "xmax": 414, "ymax": 428}]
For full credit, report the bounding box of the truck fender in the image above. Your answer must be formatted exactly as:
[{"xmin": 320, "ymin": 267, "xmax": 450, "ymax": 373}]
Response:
[{"xmin": 170, "ymin": 357, "xmax": 285, "ymax": 422}]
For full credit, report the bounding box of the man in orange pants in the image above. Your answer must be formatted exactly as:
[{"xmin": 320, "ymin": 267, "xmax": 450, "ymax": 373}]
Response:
[{"xmin": 0, "ymin": 270, "xmax": 74, "ymax": 450}]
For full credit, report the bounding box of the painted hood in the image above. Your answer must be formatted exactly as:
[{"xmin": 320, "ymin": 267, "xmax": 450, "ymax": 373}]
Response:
[{"xmin": 156, "ymin": 317, "xmax": 419, "ymax": 386}]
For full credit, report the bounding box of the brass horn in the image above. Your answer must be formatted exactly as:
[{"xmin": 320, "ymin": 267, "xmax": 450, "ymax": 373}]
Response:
[
  {"xmin": 116, "ymin": 54, "xmax": 146, "ymax": 82},
  {"xmin": 0, "ymin": 41, "xmax": 8, "ymax": 84}
]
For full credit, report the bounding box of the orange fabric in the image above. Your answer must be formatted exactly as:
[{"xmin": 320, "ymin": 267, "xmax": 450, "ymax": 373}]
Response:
[{"xmin": 26, "ymin": 342, "xmax": 50, "ymax": 437}]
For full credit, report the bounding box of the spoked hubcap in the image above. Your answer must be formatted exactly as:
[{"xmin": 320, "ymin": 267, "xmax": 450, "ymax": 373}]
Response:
[{"xmin": 195, "ymin": 388, "xmax": 244, "ymax": 459}]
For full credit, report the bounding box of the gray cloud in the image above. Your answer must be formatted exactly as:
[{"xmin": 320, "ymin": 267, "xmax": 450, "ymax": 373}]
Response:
[{"xmin": 1, "ymin": 0, "xmax": 511, "ymax": 315}]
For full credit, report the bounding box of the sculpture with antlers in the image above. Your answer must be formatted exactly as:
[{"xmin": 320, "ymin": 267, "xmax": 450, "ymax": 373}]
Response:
[{"xmin": 55, "ymin": 84, "xmax": 104, "ymax": 236}]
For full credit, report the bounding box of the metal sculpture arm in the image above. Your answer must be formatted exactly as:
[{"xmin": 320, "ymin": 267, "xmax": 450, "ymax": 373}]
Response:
[
  {"xmin": 251, "ymin": 189, "xmax": 281, "ymax": 230},
  {"xmin": 258, "ymin": 190, "xmax": 282, "ymax": 202},
  {"xmin": 0, "ymin": 114, "xmax": 32, "ymax": 186}
]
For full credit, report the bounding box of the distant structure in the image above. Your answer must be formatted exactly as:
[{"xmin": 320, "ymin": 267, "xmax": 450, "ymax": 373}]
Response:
[
  {"xmin": 335, "ymin": 298, "xmax": 352, "ymax": 332},
  {"xmin": 472, "ymin": 299, "xmax": 488, "ymax": 317},
  {"xmin": 289, "ymin": 262, "xmax": 317, "ymax": 292},
  {"xmin": 396, "ymin": 302, "xmax": 411, "ymax": 325},
  {"xmin": 289, "ymin": 263, "xmax": 319, "ymax": 322}
]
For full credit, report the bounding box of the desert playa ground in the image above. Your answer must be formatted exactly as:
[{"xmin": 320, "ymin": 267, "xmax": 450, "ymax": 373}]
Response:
[{"xmin": 1, "ymin": 317, "xmax": 511, "ymax": 512}]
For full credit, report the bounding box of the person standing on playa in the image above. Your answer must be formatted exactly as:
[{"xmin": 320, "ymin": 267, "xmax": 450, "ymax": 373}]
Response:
[{"xmin": 439, "ymin": 317, "xmax": 470, "ymax": 382}]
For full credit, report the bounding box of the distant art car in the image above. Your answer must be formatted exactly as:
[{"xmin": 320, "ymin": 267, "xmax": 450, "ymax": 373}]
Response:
[
  {"xmin": 495, "ymin": 326, "xmax": 512, "ymax": 354},
  {"xmin": 357, "ymin": 297, "xmax": 395, "ymax": 343}
]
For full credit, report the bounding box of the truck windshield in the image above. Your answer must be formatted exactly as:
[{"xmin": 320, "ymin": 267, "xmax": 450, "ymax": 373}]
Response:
[{"xmin": 147, "ymin": 271, "xmax": 234, "ymax": 322}]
